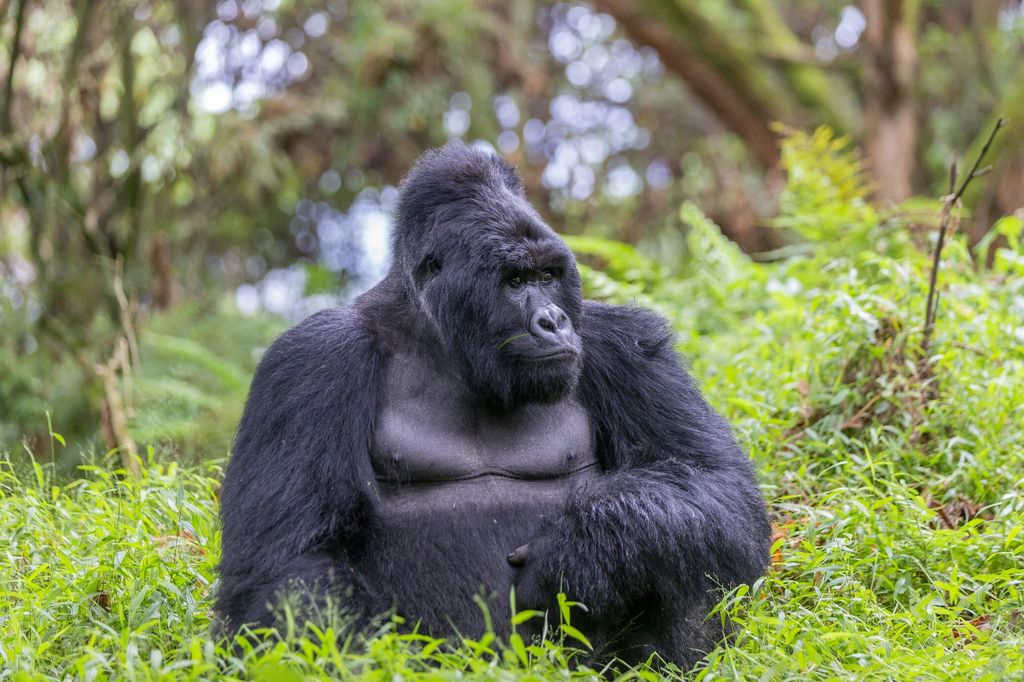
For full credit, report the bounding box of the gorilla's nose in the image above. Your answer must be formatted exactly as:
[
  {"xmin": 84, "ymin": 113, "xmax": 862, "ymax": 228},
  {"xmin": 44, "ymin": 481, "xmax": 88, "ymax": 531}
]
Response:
[{"xmin": 530, "ymin": 304, "xmax": 572, "ymax": 343}]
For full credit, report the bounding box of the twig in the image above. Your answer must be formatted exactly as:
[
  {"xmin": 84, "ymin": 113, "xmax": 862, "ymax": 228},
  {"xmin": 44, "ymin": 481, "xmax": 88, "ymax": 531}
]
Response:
[
  {"xmin": 921, "ymin": 117, "xmax": 1007, "ymax": 354},
  {"xmin": 96, "ymin": 339, "xmax": 140, "ymax": 479},
  {"xmin": 112, "ymin": 255, "xmax": 141, "ymax": 388},
  {"xmin": 922, "ymin": 162, "xmax": 957, "ymax": 350}
]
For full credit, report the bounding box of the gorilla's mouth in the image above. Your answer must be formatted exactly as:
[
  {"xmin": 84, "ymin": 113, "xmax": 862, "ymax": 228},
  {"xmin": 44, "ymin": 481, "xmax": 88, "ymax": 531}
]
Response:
[{"xmin": 521, "ymin": 348, "xmax": 579, "ymax": 362}]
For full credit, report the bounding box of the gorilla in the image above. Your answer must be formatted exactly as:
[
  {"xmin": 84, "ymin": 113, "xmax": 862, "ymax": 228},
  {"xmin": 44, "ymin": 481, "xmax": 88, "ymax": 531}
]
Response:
[{"xmin": 216, "ymin": 143, "xmax": 770, "ymax": 668}]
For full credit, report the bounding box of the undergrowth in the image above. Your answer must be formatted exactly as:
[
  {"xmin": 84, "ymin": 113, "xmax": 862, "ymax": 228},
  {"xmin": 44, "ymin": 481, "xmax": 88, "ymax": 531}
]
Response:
[{"xmin": 2, "ymin": 129, "xmax": 1024, "ymax": 679}]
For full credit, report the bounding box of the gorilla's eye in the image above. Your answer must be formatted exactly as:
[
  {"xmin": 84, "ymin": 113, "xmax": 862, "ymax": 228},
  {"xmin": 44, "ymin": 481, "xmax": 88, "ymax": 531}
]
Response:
[
  {"xmin": 509, "ymin": 276, "xmax": 524, "ymax": 289},
  {"xmin": 540, "ymin": 270, "xmax": 555, "ymax": 284}
]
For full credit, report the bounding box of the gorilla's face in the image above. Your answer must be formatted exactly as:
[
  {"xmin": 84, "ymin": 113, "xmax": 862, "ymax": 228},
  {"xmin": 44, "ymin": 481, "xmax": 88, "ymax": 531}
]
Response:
[{"xmin": 411, "ymin": 200, "xmax": 583, "ymax": 408}]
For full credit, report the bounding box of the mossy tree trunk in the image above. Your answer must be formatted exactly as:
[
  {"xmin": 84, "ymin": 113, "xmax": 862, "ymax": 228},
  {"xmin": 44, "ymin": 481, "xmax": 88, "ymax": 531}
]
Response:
[{"xmin": 861, "ymin": 0, "xmax": 920, "ymax": 204}]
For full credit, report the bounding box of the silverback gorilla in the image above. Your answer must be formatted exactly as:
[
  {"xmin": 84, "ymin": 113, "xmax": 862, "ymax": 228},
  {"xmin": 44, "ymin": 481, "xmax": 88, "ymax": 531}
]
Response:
[{"xmin": 216, "ymin": 143, "xmax": 770, "ymax": 668}]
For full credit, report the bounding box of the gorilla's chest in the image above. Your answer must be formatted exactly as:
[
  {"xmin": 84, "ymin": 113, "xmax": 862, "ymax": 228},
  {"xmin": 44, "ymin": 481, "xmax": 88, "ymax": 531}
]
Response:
[{"xmin": 370, "ymin": 352, "xmax": 598, "ymax": 513}]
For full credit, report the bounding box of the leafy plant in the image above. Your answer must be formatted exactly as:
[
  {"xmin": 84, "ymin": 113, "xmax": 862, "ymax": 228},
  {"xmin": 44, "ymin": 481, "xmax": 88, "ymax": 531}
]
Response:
[{"xmin": 773, "ymin": 124, "xmax": 879, "ymax": 250}]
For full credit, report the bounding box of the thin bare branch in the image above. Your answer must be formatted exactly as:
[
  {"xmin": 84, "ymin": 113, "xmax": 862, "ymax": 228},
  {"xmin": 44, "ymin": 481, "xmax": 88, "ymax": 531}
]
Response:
[{"xmin": 921, "ymin": 117, "xmax": 1007, "ymax": 353}]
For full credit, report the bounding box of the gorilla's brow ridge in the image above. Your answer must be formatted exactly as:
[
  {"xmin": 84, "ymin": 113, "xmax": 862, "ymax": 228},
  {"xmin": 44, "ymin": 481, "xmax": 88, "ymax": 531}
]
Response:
[
  {"xmin": 492, "ymin": 234, "xmax": 569, "ymax": 275},
  {"xmin": 528, "ymin": 239, "xmax": 570, "ymax": 269}
]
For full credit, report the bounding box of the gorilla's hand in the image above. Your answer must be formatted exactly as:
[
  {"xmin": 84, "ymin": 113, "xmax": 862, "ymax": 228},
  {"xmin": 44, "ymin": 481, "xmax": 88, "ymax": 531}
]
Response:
[
  {"xmin": 509, "ymin": 466, "xmax": 720, "ymax": 623},
  {"xmin": 506, "ymin": 518, "xmax": 623, "ymax": 621},
  {"xmin": 507, "ymin": 539, "xmax": 555, "ymax": 613},
  {"xmin": 511, "ymin": 460, "xmax": 769, "ymax": 636}
]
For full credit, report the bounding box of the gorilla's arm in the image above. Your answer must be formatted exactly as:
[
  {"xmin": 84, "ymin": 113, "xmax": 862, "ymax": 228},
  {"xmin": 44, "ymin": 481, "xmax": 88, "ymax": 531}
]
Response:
[
  {"xmin": 216, "ymin": 308, "xmax": 384, "ymax": 630},
  {"xmin": 514, "ymin": 301, "xmax": 770, "ymax": 621}
]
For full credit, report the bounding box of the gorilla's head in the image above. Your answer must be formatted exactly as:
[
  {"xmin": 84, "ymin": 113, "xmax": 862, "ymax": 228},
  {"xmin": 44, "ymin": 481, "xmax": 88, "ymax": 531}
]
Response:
[{"xmin": 393, "ymin": 143, "xmax": 583, "ymax": 407}]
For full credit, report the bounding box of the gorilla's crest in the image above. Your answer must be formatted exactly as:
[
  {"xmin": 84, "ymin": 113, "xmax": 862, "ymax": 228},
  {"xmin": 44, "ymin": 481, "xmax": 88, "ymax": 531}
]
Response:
[{"xmin": 393, "ymin": 143, "xmax": 525, "ymax": 264}]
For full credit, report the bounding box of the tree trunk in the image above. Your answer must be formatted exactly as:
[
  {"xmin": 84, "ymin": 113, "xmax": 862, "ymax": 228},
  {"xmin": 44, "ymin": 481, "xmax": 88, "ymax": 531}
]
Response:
[
  {"xmin": 594, "ymin": 0, "xmax": 781, "ymax": 170},
  {"xmin": 861, "ymin": 0, "xmax": 920, "ymax": 204}
]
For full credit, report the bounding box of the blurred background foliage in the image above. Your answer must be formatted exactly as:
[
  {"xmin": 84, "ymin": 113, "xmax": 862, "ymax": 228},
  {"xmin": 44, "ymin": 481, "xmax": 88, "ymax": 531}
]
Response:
[
  {"xmin": 0, "ymin": 0, "xmax": 1023, "ymax": 466},
  {"xmin": 2, "ymin": 2, "xmax": 1024, "ymax": 678}
]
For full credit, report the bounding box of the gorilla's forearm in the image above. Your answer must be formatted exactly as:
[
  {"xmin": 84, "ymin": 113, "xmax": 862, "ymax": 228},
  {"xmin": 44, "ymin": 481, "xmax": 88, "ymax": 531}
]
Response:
[
  {"xmin": 216, "ymin": 551, "xmax": 381, "ymax": 632},
  {"xmin": 216, "ymin": 308, "xmax": 385, "ymax": 632},
  {"xmin": 218, "ymin": 460, "xmax": 383, "ymax": 630},
  {"xmin": 547, "ymin": 460, "xmax": 769, "ymax": 616}
]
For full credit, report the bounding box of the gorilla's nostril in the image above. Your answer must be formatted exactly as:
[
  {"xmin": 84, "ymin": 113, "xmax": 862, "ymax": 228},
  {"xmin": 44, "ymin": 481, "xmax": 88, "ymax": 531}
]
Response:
[{"xmin": 530, "ymin": 304, "xmax": 571, "ymax": 339}]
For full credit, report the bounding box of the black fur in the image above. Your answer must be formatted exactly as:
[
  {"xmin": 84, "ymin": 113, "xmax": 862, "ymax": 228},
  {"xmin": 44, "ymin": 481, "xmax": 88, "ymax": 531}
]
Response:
[{"xmin": 216, "ymin": 142, "xmax": 771, "ymax": 668}]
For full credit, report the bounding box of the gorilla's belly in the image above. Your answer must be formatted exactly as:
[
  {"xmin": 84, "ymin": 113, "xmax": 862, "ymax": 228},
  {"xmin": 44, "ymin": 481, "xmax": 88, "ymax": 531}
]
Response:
[{"xmin": 363, "ymin": 469, "xmax": 598, "ymax": 636}]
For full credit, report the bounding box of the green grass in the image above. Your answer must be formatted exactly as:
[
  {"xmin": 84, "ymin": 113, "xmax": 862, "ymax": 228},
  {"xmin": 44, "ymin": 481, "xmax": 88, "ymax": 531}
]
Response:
[
  {"xmin": 2, "ymin": 133, "xmax": 1024, "ymax": 679},
  {"xmin": 0, "ymin": 460, "xmax": 620, "ymax": 680}
]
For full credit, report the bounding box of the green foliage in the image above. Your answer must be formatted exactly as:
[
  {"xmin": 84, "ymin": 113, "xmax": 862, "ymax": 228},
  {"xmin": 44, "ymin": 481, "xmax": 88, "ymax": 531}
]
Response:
[
  {"xmin": 976, "ymin": 214, "xmax": 1024, "ymax": 273},
  {"xmin": 571, "ymin": 203, "xmax": 770, "ymax": 339},
  {"xmin": 0, "ymin": 289, "xmax": 94, "ymax": 455},
  {"xmin": 0, "ymin": 297, "xmax": 281, "ymax": 468},
  {"xmin": 680, "ymin": 196, "xmax": 1024, "ymax": 677},
  {"xmin": 564, "ymin": 234, "xmax": 664, "ymax": 314},
  {"xmin": 303, "ymin": 264, "xmax": 349, "ymax": 298},
  {"xmin": 773, "ymin": 125, "xmax": 878, "ymax": 249},
  {"xmin": 128, "ymin": 301, "xmax": 284, "ymax": 460},
  {"xmin": 4, "ymin": 150, "xmax": 1024, "ymax": 678}
]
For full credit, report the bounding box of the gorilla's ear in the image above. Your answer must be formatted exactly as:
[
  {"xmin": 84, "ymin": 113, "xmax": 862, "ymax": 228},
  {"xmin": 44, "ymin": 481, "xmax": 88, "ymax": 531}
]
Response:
[
  {"xmin": 412, "ymin": 253, "xmax": 442, "ymax": 287},
  {"xmin": 487, "ymin": 153, "xmax": 525, "ymax": 197}
]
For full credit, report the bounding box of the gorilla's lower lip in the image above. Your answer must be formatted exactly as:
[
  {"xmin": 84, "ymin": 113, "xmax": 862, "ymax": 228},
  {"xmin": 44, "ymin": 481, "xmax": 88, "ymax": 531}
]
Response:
[{"xmin": 523, "ymin": 349, "xmax": 578, "ymax": 361}]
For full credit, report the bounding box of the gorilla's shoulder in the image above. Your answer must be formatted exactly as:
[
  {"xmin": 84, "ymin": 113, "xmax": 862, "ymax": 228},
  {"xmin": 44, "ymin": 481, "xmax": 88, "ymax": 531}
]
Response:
[
  {"xmin": 580, "ymin": 300, "xmax": 675, "ymax": 360},
  {"xmin": 265, "ymin": 307, "xmax": 369, "ymax": 359},
  {"xmin": 252, "ymin": 306, "xmax": 380, "ymax": 394}
]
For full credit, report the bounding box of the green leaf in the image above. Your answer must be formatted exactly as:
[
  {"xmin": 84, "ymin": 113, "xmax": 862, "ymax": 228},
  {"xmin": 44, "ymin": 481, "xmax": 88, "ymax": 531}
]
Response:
[
  {"xmin": 511, "ymin": 609, "xmax": 544, "ymax": 626},
  {"xmin": 559, "ymin": 624, "xmax": 593, "ymax": 650},
  {"xmin": 508, "ymin": 632, "xmax": 528, "ymax": 665}
]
